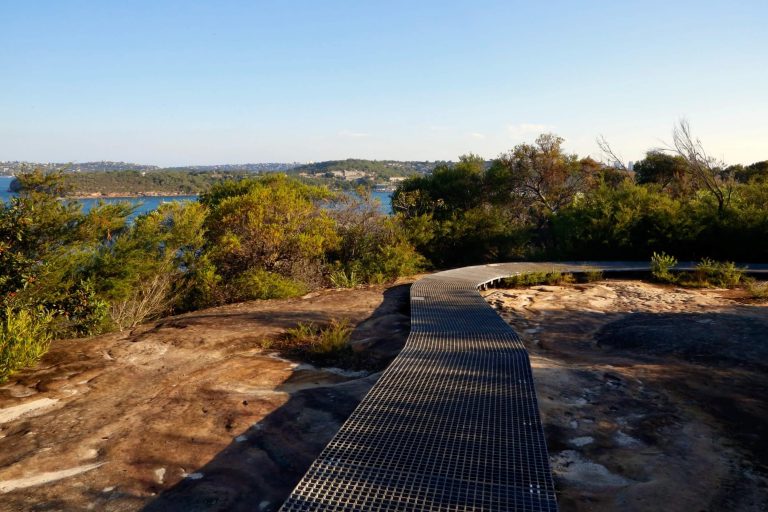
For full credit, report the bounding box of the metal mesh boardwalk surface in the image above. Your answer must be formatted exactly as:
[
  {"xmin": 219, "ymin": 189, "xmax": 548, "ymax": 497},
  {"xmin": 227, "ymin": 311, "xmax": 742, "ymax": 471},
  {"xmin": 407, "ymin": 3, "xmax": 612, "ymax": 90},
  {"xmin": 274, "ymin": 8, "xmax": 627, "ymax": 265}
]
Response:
[{"xmin": 280, "ymin": 262, "xmax": 768, "ymax": 511}]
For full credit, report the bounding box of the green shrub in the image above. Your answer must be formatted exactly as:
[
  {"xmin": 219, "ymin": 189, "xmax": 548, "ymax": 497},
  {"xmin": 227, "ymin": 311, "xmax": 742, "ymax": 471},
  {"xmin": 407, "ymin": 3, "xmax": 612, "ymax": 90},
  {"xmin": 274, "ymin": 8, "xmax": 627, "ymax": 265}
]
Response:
[
  {"xmin": 179, "ymin": 257, "xmax": 224, "ymax": 310},
  {"xmin": 1, "ymin": 307, "xmax": 54, "ymax": 382},
  {"xmin": 545, "ymin": 271, "xmax": 575, "ymax": 285},
  {"xmin": 48, "ymin": 280, "xmax": 110, "ymax": 336},
  {"xmin": 313, "ymin": 319, "xmax": 353, "ymax": 355},
  {"xmin": 660, "ymin": 257, "xmax": 745, "ymax": 289},
  {"xmin": 581, "ymin": 270, "xmax": 604, "ymax": 283},
  {"xmin": 230, "ymin": 269, "xmax": 307, "ymax": 301},
  {"xmin": 329, "ymin": 268, "xmax": 362, "ymax": 288},
  {"xmin": 329, "ymin": 193, "xmax": 425, "ymax": 285},
  {"xmin": 205, "ymin": 175, "xmax": 338, "ymax": 289},
  {"xmin": 367, "ymin": 272, "xmax": 387, "ymax": 285},
  {"xmin": 501, "ymin": 271, "xmax": 575, "ymax": 288},
  {"xmin": 745, "ymin": 278, "xmax": 768, "ymax": 300},
  {"xmin": 693, "ymin": 258, "xmax": 744, "ymax": 288},
  {"xmin": 651, "ymin": 252, "xmax": 678, "ymax": 283},
  {"xmin": 9, "ymin": 277, "xmax": 111, "ymax": 337},
  {"xmin": 283, "ymin": 322, "xmax": 318, "ymax": 344},
  {"xmin": 371, "ymin": 239, "xmax": 425, "ymax": 281},
  {"xmin": 503, "ymin": 273, "xmax": 538, "ymax": 287},
  {"xmin": 526, "ymin": 272, "xmax": 547, "ymax": 285},
  {"xmin": 501, "ymin": 274, "xmax": 525, "ymax": 287},
  {"xmin": 76, "ymin": 202, "xmax": 209, "ymax": 329}
]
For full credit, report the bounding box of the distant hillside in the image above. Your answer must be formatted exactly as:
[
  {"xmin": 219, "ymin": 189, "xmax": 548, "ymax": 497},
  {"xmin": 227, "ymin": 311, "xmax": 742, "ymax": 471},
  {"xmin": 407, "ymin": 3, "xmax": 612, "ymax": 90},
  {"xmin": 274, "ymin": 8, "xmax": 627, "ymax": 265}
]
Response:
[
  {"xmin": 0, "ymin": 161, "xmax": 158, "ymax": 175},
  {"xmin": 164, "ymin": 163, "xmax": 301, "ymax": 173},
  {"xmin": 289, "ymin": 159, "xmax": 442, "ymax": 179},
  {"xmin": 0, "ymin": 159, "xmax": 439, "ymax": 178},
  {"xmin": 4, "ymin": 159, "xmax": 449, "ymax": 194}
]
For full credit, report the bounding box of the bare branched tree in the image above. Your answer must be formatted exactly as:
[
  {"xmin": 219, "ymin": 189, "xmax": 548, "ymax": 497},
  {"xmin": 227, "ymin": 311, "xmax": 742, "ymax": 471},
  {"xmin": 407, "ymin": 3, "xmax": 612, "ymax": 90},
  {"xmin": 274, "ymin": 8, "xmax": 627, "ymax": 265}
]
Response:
[
  {"xmin": 596, "ymin": 135, "xmax": 627, "ymax": 171},
  {"xmin": 664, "ymin": 119, "xmax": 732, "ymax": 213}
]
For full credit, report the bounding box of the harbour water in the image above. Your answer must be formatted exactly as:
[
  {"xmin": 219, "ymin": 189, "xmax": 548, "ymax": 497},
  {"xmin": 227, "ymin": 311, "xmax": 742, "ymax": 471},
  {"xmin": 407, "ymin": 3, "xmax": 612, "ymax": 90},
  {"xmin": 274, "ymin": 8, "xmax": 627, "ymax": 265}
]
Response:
[{"xmin": 0, "ymin": 176, "xmax": 393, "ymax": 215}]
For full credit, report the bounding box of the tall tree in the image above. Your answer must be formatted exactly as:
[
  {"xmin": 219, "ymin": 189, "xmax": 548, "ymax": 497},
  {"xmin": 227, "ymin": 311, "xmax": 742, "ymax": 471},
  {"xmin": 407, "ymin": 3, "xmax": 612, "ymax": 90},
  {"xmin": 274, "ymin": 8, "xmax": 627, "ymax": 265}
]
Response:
[
  {"xmin": 667, "ymin": 119, "xmax": 733, "ymax": 213},
  {"xmin": 488, "ymin": 133, "xmax": 597, "ymax": 218},
  {"xmin": 634, "ymin": 151, "xmax": 690, "ymax": 196},
  {"xmin": 392, "ymin": 154, "xmax": 485, "ymax": 220}
]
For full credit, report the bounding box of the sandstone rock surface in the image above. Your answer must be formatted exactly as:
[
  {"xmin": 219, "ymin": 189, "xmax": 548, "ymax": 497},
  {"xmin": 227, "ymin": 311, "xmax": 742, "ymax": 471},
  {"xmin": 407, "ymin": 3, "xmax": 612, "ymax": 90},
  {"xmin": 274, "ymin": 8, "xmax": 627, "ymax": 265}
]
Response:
[
  {"xmin": 0, "ymin": 284, "xmax": 411, "ymax": 511},
  {"xmin": 486, "ymin": 280, "xmax": 768, "ymax": 511}
]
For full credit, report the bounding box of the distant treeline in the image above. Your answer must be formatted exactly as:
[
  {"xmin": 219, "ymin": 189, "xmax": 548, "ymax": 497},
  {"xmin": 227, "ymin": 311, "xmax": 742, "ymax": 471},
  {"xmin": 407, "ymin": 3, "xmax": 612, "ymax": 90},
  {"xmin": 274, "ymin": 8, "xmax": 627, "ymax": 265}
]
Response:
[{"xmin": 10, "ymin": 170, "xmax": 250, "ymax": 196}]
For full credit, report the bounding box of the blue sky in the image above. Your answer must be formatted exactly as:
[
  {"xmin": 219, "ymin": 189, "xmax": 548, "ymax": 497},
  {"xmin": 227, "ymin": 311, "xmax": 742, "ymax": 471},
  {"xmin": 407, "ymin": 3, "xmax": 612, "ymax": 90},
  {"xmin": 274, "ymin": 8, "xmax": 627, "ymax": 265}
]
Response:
[{"xmin": 1, "ymin": 0, "xmax": 766, "ymax": 166}]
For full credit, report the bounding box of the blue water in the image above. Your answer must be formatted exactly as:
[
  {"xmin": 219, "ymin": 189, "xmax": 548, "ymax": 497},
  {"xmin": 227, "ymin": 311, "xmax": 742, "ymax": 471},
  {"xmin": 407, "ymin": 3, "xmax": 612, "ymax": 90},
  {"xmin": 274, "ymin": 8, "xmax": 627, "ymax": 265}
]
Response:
[
  {"xmin": 363, "ymin": 190, "xmax": 394, "ymax": 213},
  {"xmin": 0, "ymin": 176, "xmax": 393, "ymax": 215},
  {"xmin": 0, "ymin": 176, "xmax": 16, "ymax": 203}
]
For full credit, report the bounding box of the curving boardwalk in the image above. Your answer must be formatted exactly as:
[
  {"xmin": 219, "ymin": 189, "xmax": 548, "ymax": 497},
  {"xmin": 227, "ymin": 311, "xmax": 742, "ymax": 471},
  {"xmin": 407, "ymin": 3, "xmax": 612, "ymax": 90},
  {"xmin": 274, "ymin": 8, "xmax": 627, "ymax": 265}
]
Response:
[{"xmin": 280, "ymin": 262, "xmax": 768, "ymax": 511}]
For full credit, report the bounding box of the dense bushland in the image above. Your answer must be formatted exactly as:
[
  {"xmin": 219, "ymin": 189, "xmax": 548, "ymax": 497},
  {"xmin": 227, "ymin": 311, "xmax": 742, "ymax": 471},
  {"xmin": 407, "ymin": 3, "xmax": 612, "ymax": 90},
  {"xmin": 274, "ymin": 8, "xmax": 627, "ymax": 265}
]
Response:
[
  {"xmin": 0, "ymin": 172, "xmax": 422, "ymax": 381},
  {"xmin": 394, "ymin": 129, "xmax": 768, "ymax": 266},
  {"xmin": 551, "ymin": 180, "xmax": 768, "ymax": 261}
]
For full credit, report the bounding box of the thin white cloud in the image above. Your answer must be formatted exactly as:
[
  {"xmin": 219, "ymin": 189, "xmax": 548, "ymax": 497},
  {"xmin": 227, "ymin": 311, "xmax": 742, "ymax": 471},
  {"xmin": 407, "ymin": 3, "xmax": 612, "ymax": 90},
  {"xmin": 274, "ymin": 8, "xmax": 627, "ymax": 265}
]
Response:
[
  {"xmin": 338, "ymin": 129, "xmax": 370, "ymax": 138},
  {"xmin": 469, "ymin": 132, "xmax": 486, "ymax": 139},
  {"xmin": 507, "ymin": 123, "xmax": 554, "ymax": 140}
]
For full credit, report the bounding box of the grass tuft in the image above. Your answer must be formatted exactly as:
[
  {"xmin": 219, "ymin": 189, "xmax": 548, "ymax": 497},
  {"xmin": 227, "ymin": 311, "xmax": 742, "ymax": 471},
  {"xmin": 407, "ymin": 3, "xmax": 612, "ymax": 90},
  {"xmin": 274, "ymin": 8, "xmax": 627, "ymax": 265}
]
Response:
[
  {"xmin": 745, "ymin": 278, "xmax": 768, "ymax": 301},
  {"xmin": 329, "ymin": 270, "xmax": 361, "ymax": 288},
  {"xmin": 267, "ymin": 318, "xmax": 355, "ymax": 365}
]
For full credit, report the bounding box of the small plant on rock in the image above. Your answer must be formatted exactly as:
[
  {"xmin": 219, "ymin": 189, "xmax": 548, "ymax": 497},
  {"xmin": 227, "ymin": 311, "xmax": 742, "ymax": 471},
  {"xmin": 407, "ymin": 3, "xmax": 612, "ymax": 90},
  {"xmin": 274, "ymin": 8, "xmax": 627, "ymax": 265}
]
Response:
[
  {"xmin": 313, "ymin": 319, "xmax": 353, "ymax": 355},
  {"xmin": 329, "ymin": 269, "xmax": 361, "ymax": 288},
  {"xmin": 274, "ymin": 318, "xmax": 355, "ymax": 365},
  {"xmin": 651, "ymin": 252, "xmax": 678, "ymax": 283},
  {"xmin": 582, "ymin": 270, "xmax": 604, "ymax": 283},
  {"xmin": 694, "ymin": 258, "xmax": 743, "ymax": 288},
  {"xmin": 745, "ymin": 278, "xmax": 768, "ymax": 301}
]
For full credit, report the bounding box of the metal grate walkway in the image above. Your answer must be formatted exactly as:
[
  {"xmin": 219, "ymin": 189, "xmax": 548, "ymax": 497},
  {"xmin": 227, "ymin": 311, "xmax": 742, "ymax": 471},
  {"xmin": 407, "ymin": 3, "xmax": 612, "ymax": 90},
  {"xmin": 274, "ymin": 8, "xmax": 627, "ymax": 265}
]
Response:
[{"xmin": 280, "ymin": 262, "xmax": 768, "ymax": 511}]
